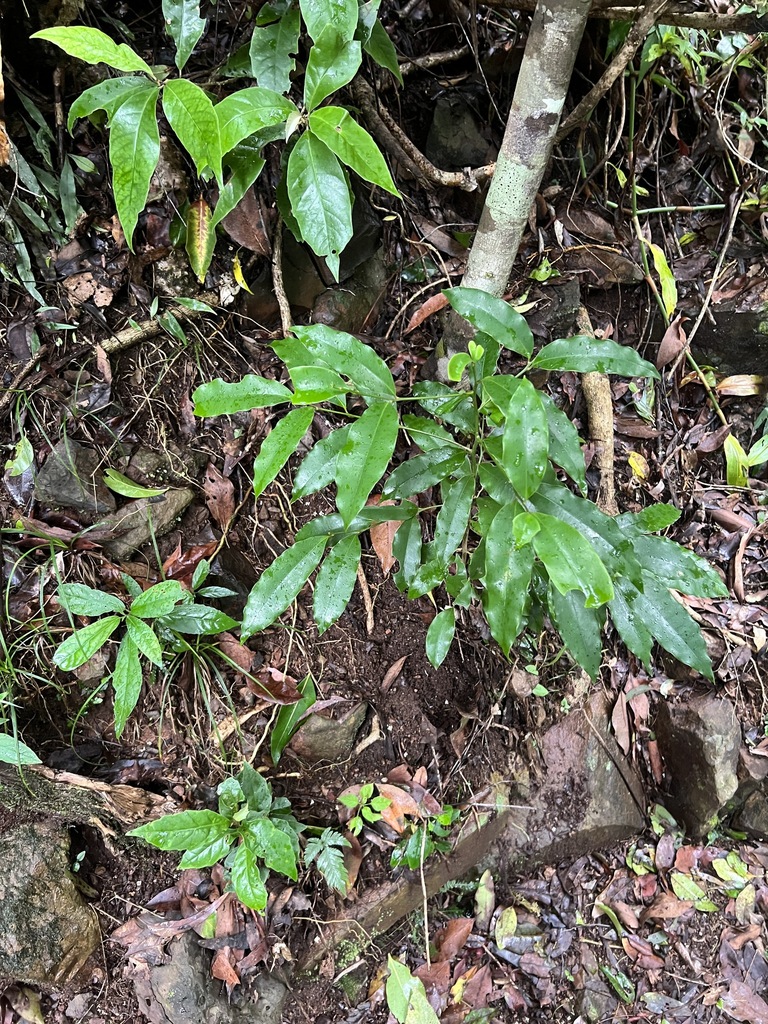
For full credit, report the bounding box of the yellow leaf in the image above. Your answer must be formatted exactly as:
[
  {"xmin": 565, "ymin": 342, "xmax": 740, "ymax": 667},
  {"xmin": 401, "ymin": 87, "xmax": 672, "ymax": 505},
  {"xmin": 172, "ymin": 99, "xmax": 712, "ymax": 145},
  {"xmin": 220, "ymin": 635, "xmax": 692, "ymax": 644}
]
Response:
[
  {"xmin": 233, "ymin": 252, "xmax": 253, "ymax": 293},
  {"xmin": 628, "ymin": 451, "xmax": 650, "ymax": 479}
]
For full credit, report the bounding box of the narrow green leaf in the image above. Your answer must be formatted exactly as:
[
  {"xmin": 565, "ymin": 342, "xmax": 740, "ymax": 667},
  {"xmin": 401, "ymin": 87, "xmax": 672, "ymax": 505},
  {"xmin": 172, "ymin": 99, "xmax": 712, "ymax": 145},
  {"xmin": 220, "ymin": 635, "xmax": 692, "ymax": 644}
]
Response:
[
  {"xmin": 725, "ymin": 434, "xmax": 749, "ymax": 488},
  {"xmin": 58, "ymin": 583, "xmax": 125, "ymax": 617},
  {"xmin": 631, "ymin": 533, "xmax": 728, "ymax": 599},
  {"xmin": 382, "ymin": 449, "xmax": 466, "ymax": 500},
  {"xmin": 430, "ymin": 474, "xmax": 474, "ymax": 566},
  {"xmin": 610, "ymin": 582, "xmax": 654, "ymax": 667},
  {"xmin": 300, "ymin": 0, "xmax": 358, "ymax": 42},
  {"xmin": 314, "ymin": 534, "xmax": 361, "ymax": 633},
  {"xmin": 295, "ymin": 502, "xmax": 417, "ymax": 540},
  {"xmin": 286, "ymin": 132, "xmax": 353, "ymax": 280},
  {"xmin": 292, "ymin": 426, "xmax": 350, "ymax": 500},
  {"xmin": 444, "ymin": 287, "xmax": 534, "ymax": 358},
  {"xmin": 401, "ymin": 414, "xmax": 457, "ymax": 453},
  {"xmin": 482, "ymin": 503, "xmax": 533, "ymax": 656},
  {"xmin": 53, "ymin": 615, "xmax": 121, "ymax": 671},
  {"xmin": 241, "ymin": 537, "xmax": 327, "ymax": 638},
  {"xmin": 253, "ymin": 407, "xmax": 315, "ymax": 501},
  {"xmin": 531, "ymin": 336, "xmax": 660, "ymax": 378},
  {"xmin": 412, "ymin": 381, "xmax": 477, "ymax": 435},
  {"xmin": 162, "ymin": 0, "xmax": 206, "ymax": 71},
  {"xmin": 630, "ymin": 573, "xmax": 715, "ymax": 680},
  {"xmin": 533, "ymin": 512, "xmax": 614, "ymax": 607},
  {"xmin": 67, "ymin": 76, "xmax": 148, "ymax": 131},
  {"xmin": 231, "ymin": 842, "xmax": 268, "ymax": 910},
  {"xmin": 215, "ymin": 87, "xmax": 296, "ymax": 155},
  {"xmin": 271, "ymin": 674, "xmax": 317, "ymax": 764},
  {"xmin": 363, "ymin": 19, "xmax": 403, "ymax": 83},
  {"xmin": 648, "ymin": 242, "xmax": 677, "ymax": 318},
  {"xmin": 103, "ymin": 468, "xmax": 167, "ymax": 498},
  {"xmin": 630, "ymin": 503, "xmax": 681, "ymax": 532},
  {"xmin": 130, "ymin": 580, "xmax": 185, "ymax": 618},
  {"xmin": 125, "ymin": 615, "xmax": 163, "ymax": 666},
  {"xmin": 32, "ymin": 27, "xmax": 154, "ymax": 75},
  {"xmin": 249, "ymin": 8, "xmax": 301, "ymax": 93},
  {"xmin": 158, "ymin": 605, "xmax": 239, "ymax": 634},
  {"xmin": 289, "ymin": 325, "xmax": 395, "ymax": 401},
  {"xmin": 308, "ymin": 107, "xmax": 398, "ymax": 195},
  {"xmin": 549, "ymin": 586, "xmax": 604, "ymax": 680},
  {"xmin": 392, "ymin": 516, "xmax": 423, "ymax": 592},
  {"xmin": 108, "ymin": 81, "xmax": 160, "ymax": 249},
  {"xmin": 539, "ymin": 393, "xmax": 586, "ymax": 495},
  {"xmin": 0, "ymin": 734, "xmax": 41, "ymax": 766},
  {"xmin": 747, "ymin": 434, "xmax": 768, "ymax": 467},
  {"xmin": 112, "ymin": 635, "xmax": 143, "ymax": 738},
  {"xmin": 129, "ymin": 809, "xmax": 231, "ymax": 850},
  {"xmin": 502, "ymin": 378, "xmax": 549, "ymax": 499},
  {"xmin": 193, "ymin": 375, "xmax": 293, "ymax": 416},
  {"xmin": 336, "ymin": 402, "xmax": 399, "ymax": 526},
  {"xmin": 211, "ymin": 135, "xmax": 267, "ymax": 228},
  {"xmin": 426, "ymin": 607, "xmax": 455, "ymax": 668},
  {"xmin": 162, "ymin": 79, "xmax": 222, "ymax": 183}
]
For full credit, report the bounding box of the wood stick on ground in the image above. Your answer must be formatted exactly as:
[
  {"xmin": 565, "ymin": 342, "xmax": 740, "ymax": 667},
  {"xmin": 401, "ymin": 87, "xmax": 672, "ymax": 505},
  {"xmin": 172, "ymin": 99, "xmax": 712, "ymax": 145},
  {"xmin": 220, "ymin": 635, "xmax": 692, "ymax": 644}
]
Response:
[
  {"xmin": 577, "ymin": 306, "xmax": 619, "ymax": 516},
  {"xmin": 100, "ymin": 292, "xmax": 218, "ymax": 355},
  {"xmin": 0, "ymin": 344, "xmax": 50, "ymax": 419},
  {"xmin": 356, "ymin": 563, "xmax": 375, "ymax": 635},
  {"xmin": 272, "ymin": 214, "xmax": 292, "ymax": 337},
  {"xmin": 556, "ymin": 0, "xmax": 669, "ymax": 144}
]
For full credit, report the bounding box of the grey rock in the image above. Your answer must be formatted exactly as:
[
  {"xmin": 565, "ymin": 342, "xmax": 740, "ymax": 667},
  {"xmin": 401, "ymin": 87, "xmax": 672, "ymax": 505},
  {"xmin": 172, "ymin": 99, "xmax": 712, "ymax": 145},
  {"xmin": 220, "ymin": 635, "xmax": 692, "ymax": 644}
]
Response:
[
  {"xmin": 734, "ymin": 789, "xmax": 768, "ymax": 840},
  {"xmin": 312, "ymin": 249, "xmax": 388, "ymax": 334},
  {"xmin": 0, "ymin": 820, "xmax": 100, "ymax": 987},
  {"xmin": 95, "ymin": 488, "xmax": 195, "ymax": 559},
  {"xmin": 426, "ymin": 95, "xmax": 490, "ymax": 170},
  {"xmin": 35, "ymin": 438, "xmax": 115, "ymax": 516},
  {"xmin": 655, "ymin": 695, "xmax": 741, "ymax": 836},
  {"xmin": 574, "ymin": 979, "xmax": 618, "ymax": 1023},
  {"xmin": 290, "ymin": 702, "xmax": 368, "ymax": 764},
  {"xmin": 134, "ymin": 931, "xmax": 286, "ymax": 1024}
]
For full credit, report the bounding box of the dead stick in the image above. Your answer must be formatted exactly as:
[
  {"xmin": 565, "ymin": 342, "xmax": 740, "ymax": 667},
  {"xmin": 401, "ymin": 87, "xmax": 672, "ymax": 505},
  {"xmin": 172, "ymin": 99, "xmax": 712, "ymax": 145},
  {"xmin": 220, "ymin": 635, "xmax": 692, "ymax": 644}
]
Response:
[
  {"xmin": 577, "ymin": 307, "xmax": 618, "ymax": 516},
  {"xmin": 100, "ymin": 293, "xmax": 218, "ymax": 355},
  {"xmin": 356, "ymin": 563, "xmax": 375, "ymax": 635},
  {"xmin": 272, "ymin": 214, "xmax": 292, "ymax": 337}
]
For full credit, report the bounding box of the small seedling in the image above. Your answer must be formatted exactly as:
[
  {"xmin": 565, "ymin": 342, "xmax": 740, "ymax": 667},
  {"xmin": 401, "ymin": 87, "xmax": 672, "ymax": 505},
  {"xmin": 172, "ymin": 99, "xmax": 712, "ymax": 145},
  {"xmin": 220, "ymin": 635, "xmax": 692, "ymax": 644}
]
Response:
[
  {"xmin": 390, "ymin": 805, "xmax": 461, "ymax": 870},
  {"xmin": 339, "ymin": 782, "xmax": 392, "ymax": 837}
]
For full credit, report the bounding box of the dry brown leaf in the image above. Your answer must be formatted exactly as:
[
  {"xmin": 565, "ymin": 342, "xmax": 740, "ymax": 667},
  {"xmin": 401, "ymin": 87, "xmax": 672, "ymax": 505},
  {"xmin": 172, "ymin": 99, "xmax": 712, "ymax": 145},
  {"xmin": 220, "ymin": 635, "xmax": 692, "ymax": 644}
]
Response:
[
  {"xmin": 202, "ymin": 462, "xmax": 235, "ymax": 530},
  {"xmin": 211, "ymin": 948, "xmax": 240, "ymax": 988},
  {"xmin": 414, "ymin": 961, "xmax": 451, "ymax": 1015},
  {"xmin": 366, "ymin": 496, "xmax": 401, "ymax": 574},
  {"xmin": 656, "ymin": 314, "xmax": 687, "ymax": 369},
  {"xmin": 405, "ymin": 292, "xmax": 449, "ymax": 334},
  {"xmin": 720, "ymin": 979, "xmax": 768, "ymax": 1024},
  {"xmin": 376, "ymin": 783, "xmax": 422, "ymax": 833},
  {"xmin": 641, "ymin": 891, "xmax": 693, "ymax": 921},
  {"xmin": 381, "ymin": 655, "xmax": 407, "ymax": 693},
  {"xmin": 611, "ymin": 692, "xmax": 631, "ymax": 755},
  {"xmin": 434, "ymin": 918, "xmax": 473, "ymax": 962},
  {"xmin": 716, "ymin": 374, "xmax": 765, "ymax": 397}
]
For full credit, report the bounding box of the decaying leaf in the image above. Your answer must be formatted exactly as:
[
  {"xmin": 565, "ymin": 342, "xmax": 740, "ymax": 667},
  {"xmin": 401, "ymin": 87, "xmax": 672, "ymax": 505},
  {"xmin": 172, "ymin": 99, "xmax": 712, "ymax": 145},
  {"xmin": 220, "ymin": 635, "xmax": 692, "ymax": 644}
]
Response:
[{"xmin": 202, "ymin": 462, "xmax": 235, "ymax": 530}]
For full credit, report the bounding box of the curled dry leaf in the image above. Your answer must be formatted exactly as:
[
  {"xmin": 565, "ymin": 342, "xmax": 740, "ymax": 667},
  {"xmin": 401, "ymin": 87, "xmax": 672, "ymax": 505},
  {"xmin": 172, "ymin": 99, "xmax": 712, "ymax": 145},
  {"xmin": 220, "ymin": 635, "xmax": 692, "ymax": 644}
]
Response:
[
  {"xmin": 203, "ymin": 462, "xmax": 235, "ymax": 530},
  {"xmin": 716, "ymin": 374, "xmax": 765, "ymax": 397},
  {"xmin": 376, "ymin": 783, "xmax": 422, "ymax": 833},
  {"xmin": 381, "ymin": 655, "xmax": 407, "ymax": 693},
  {"xmin": 655, "ymin": 314, "xmax": 687, "ymax": 370},
  {"xmin": 434, "ymin": 918, "xmax": 474, "ymax": 962},
  {"xmin": 405, "ymin": 291, "xmax": 449, "ymax": 334},
  {"xmin": 367, "ymin": 496, "xmax": 401, "ymax": 575},
  {"xmin": 163, "ymin": 542, "xmax": 218, "ymax": 585}
]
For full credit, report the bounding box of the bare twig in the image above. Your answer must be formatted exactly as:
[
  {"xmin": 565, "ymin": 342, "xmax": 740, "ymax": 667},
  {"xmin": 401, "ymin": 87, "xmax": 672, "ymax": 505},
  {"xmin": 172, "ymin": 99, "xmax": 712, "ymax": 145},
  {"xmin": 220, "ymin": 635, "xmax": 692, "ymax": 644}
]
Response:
[
  {"xmin": 356, "ymin": 563, "xmax": 375, "ymax": 634},
  {"xmin": 0, "ymin": 344, "xmax": 51, "ymax": 419},
  {"xmin": 557, "ymin": 0, "xmax": 669, "ymax": 143},
  {"xmin": 398, "ymin": 46, "xmax": 470, "ymax": 78},
  {"xmin": 481, "ymin": 0, "xmax": 767, "ymax": 31},
  {"xmin": 101, "ymin": 293, "xmax": 218, "ymax": 354},
  {"xmin": 272, "ymin": 214, "xmax": 292, "ymax": 337},
  {"xmin": 577, "ymin": 307, "xmax": 618, "ymax": 516}
]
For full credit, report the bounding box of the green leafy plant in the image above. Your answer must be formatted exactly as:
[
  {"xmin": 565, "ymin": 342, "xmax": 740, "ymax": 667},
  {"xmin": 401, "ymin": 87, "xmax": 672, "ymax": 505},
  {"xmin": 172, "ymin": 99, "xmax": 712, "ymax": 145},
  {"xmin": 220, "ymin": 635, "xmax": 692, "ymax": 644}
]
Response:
[
  {"xmin": 338, "ymin": 782, "xmax": 392, "ymax": 836},
  {"xmin": 386, "ymin": 956, "xmax": 439, "ymax": 1024},
  {"xmin": 129, "ymin": 763, "xmax": 348, "ymax": 908},
  {"xmin": 53, "ymin": 575, "xmax": 238, "ymax": 737},
  {"xmin": 193, "ymin": 286, "xmax": 728, "ymax": 681},
  {"xmin": 32, "ymin": 0, "xmax": 400, "ymax": 281},
  {"xmin": 390, "ymin": 805, "xmax": 460, "ymax": 871},
  {"xmin": 724, "ymin": 432, "xmax": 768, "ymax": 488}
]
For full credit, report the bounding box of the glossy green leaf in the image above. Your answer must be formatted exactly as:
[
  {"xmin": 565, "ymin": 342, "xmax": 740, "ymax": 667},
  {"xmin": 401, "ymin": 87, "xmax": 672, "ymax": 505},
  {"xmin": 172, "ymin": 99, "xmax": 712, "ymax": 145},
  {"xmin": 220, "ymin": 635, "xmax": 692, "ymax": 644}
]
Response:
[
  {"xmin": 356, "ymin": 0, "xmax": 381, "ymax": 43},
  {"xmin": 482, "ymin": 503, "xmax": 534, "ymax": 656},
  {"xmin": 244, "ymin": 817, "xmax": 298, "ymax": 878},
  {"xmin": 386, "ymin": 957, "xmax": 424, "ymax": 1024},
  {"xmin": 747, "ymin": 434, "xmax": 768, "ymax": 467},
  {"xmin": 129, "ymin": 809, "xmax": 231, "ymax": 850},
  {"xmin": 67, "ymin": 76, "xmax": 150, "ymax": 131},
  {"xmin": 610, "ymin": 583, "xmax": 653, "ymax": 667},
  {"xmin": 426, "ymin": 607, "xmax": 455, "ymax": 668},
  {"xmin": 382, "ymin": 449, "xmax": 466, "ymax": 499},
  {"xmin": 230, "ymin": 842, "xmax": 268, "ymax": 910},
  {"xmin": 300, "ymin": 0, "xmax": 358, "ymax": 42},
  {"xmin": 512, "ymin": 511, "xmax": 540, "ymax": 548},
  {"xmin": 308, "ymin": 107, "xmax": 398, "ymax": 195},
  {"xmin": 103, "ymin": 468, "xmax": 167, "ymax": 498},
  {"xmin": 53, "ymin": 615, "xmax": 121, "ymax": 671},
  {"xmin": 631, "ymin": 533, "xmax": 728, "ymax": 599},
  {"xmin": 290, "ymin": 325, "xmax": 395, "ymax": 401},
  {"xmin": 412, "ymin": 381, "xmax": 477, "ymax": 435},
  {"xmin": 314, "ymin": 534, "xmax": 361, "ymax": 634},
  {"xmin": 109, "ymin": 81, "xmax": 160, "ymax": 249},
  {"xmin": 502, "ymin": 378, "xmax": 549, "ymax": 499},
  {"xmin": 253, "ymin": 407, "xmax": 315, "ymax": 501},
  {"xmin": 363, "ymin": 19, "xmax": 403, "ymax": 83},
  {"xmin": 530, "ymin": 336, "xmax": 660, "ymax": 378},
  {"xmin": 648, "ymin": 242, "xmax": 677, "ymax": 319},
  {"xmin": 286, "ymin": 130, "xmax": 353, "ymax": 279},
  {"xmin": 430, "ymin": 474, "xmax": 474, "ymax": 566},
  {"xmin": 336, "ymin": 402, "xmax": 399, "ymax": 526},
  {"xmin": 215, "ymin": 87, "xmax": 296, "ymax": 156},
  {"xmin": 211, "ymin": 135, "xmax": 267, "ymax": 227},
  {"xmin": 162, "ymin": 79, "xmax": 222, "ymax": 183},
  {"xmin": 444, "ymin": 287, "xmax": 534, "ymax": 358},
  {"xmin": 193, "ymin": 375, "xmax": 292, "ymax": 416},
  {"xmin": 549, "ymin": 587, "xmax": 604, "ymax": 680},
  {"xmin": 288, "ymin": 365, "xmax": 349, "ymax": 404},
  {"xmin": 238, "ymin": 763, "xmax": 272, "ymax": 813},
  {"xmin": 629, "ymin": 573, "xmax": 714, "ymax": 680},
  {"xmin": 401, "ymin": 414, "xmax": 457, "ymax": 453},
  {"xmin": 392, "ymin": 516, "xmax": 423, "ymax": 592},
  {"xmin": 271, "ymin": 674, "xmax": 316, "ymax": 763},
  {"xmin": 112, "ymin": 635, "xmax": 143, "ymax": 739},
  {"xmin": 58, "ymin": 583, "xmax": 125, "ymax": 617},
  {"xmin": 630, "ymin": 503, "xmax": 681, "ymax": 532},
  {"xmin": 532, "ymin": 513, "xmax": 613, "ymax": 607},
  {"xmin": 292, "ymin": 426, "xmax": 350, "ymax": 500},
  {"xmin": 130, "ymin": 580, "xmax": 185, "ymax": 618},
  {"xmin": 0, "ymin": 734, "xmax": 41, "ymax": 766},
  {"xmin": 249, "ymin": 7, "xmax": 300, "ymax": 93},
  {"xmin": 125, "ymin": 614, "xmax": 163, "ymax": 666},
  {"xmin": 158, "ymin": 605, "xmax": 239, "ymax": 634},
  {"xmin": 241, "ymin": 536, "xmax": 326, "ymax": 638},
  {"xmin": 725, "ymin": 434, "xmax": 749, "ymax": 488},
  {"xmin": 177, "ymin": 834, "xmax": 233, "ymax": 868},
  {"xmin": 539, "ymin": 393, "xmax": 586, "ymax": 495},
  {"xmin": 32, "ymin": 27, "xmax": 154, "ymax": 75},
  {"xmin": 162, "ymin": 0, "xmax": 206, "ymax": 70}
]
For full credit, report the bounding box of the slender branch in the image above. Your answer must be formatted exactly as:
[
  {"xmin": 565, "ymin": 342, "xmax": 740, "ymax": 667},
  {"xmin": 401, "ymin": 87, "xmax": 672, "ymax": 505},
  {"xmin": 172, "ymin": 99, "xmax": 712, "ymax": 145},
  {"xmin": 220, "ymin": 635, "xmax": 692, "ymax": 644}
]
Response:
[
  {"xmin": 272, "ymin": 215, "xmax": 292, "ymax": 337},
  {"xmin": 481, "ymin": 0, "xmax": 768, "ymax": 31}
]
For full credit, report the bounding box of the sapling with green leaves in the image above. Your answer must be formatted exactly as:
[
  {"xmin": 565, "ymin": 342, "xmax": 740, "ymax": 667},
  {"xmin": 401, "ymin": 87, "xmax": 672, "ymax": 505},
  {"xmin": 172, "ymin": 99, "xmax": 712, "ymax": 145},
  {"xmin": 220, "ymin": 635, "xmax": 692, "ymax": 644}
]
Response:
[
  {"xmin": 129, "ymin": 763, "xmax": 349, "ymax": 908},
  {"xmin": 53, "ymin": 571, "xmax": 239, "ymax": 737},
  {"xmin": 32, "ymin": 0, "xmax": 400, "ymax": 281},
  {"xmin": 193, "ymin": 285, "xmax": 728, "ymax": 681}
]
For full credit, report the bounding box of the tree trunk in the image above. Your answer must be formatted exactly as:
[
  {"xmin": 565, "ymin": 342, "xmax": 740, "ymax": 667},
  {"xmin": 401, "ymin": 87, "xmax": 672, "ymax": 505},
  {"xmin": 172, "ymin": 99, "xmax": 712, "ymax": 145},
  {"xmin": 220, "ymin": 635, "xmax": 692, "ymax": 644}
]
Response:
[{"xmin": 434, "ymin": 0, "xmax": 592, "ymax": 377}]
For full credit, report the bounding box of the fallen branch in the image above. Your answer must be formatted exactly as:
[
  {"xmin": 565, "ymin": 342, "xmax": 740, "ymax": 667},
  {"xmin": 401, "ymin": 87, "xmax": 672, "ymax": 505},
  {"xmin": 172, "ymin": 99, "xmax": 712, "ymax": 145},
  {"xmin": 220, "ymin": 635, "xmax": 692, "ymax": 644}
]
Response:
[
  {"xmin": 577, "ymin": 306, "xmax": 618, "ymax": 516},
  {"xmin": 101, "ymin": 292, "xmax": 218, "ymax": 355}
]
